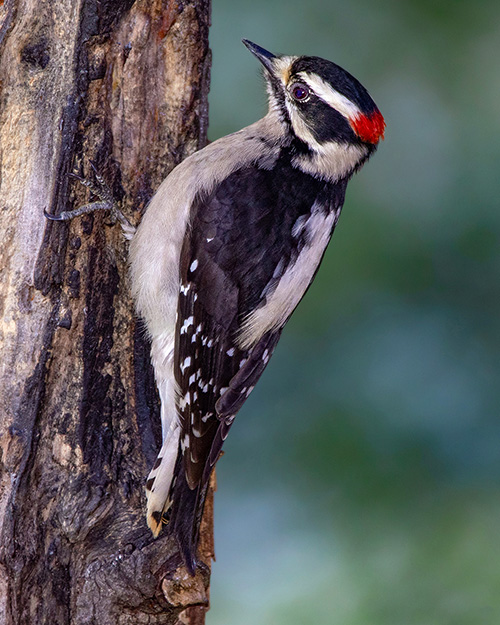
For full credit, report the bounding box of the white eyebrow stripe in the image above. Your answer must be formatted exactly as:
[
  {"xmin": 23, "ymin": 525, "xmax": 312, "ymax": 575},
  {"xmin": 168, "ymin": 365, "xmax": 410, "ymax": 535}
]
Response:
[{"xmin": 296, "ymin": 72, "xmax": 361, "ymax": 121}]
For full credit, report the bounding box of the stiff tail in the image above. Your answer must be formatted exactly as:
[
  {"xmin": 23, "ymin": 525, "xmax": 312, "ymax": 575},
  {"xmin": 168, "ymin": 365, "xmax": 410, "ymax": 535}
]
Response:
[
  {"xmin": 146, "ymin": 443, "xmax": 212, "ymax": 574},
  {"xmin": 168, "ymin": 466, "xmax": 212, "ymax": 575}
]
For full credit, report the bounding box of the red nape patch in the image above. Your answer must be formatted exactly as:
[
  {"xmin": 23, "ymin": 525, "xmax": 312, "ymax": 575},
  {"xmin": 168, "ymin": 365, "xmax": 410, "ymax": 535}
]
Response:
[{"xmin": 350, "ymin": 109, "xmax": 386, "ymax": 144}]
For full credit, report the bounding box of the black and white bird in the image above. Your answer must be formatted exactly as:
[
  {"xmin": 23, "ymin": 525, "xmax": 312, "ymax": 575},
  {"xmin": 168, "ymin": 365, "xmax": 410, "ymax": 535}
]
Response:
[
  {"xmin": 45, "ymin": 40, "xmax": 383, "ymax": 573},
  {"xmin": 129, "ymin": 40, "xmax": 385, "ymax": 572}
]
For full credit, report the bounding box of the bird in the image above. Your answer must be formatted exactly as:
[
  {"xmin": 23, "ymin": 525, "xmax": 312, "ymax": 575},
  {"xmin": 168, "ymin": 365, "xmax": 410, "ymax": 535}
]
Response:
[
  {"xmin": 129, "ymin": 40, "xmax": 385, "ymax": 573},
  {"xmin": 47, "ymin": 40, "xmax": 385, "ymax": 574}
]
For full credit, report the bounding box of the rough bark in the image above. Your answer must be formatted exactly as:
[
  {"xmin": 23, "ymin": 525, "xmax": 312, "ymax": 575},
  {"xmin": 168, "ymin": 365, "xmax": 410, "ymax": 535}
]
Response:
[{"xmin": 0, "ymin": 1, "xmax": 212, "ymax": 623}]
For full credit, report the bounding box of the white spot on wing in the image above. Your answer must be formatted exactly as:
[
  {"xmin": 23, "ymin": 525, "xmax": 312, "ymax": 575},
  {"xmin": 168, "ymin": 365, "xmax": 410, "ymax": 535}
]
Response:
[
  {"xmin": 180, "ymin": 356, "xmax": 192, "ymax": 373},
  {"xmin": 178, "ymin": 391, "xmax": 191, "ymax": 409},
  {"xmin": 190, "ymin": 259, "xmax": 199, "ymax": 272},
  {"xmin": 180, "ymin": 316, "xmax": 193, "ymax": 334}
]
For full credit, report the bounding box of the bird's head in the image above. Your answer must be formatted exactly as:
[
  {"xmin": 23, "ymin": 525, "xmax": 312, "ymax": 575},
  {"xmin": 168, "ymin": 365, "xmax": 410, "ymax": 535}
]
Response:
[{"xmin": 243, "ymin": 40, "xmax": 385, "ymax": 179}]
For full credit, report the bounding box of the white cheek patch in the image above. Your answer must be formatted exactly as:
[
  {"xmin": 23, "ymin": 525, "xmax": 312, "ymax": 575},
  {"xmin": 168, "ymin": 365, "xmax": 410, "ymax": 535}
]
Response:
[
  {"xmin": 285, "ymin": 72, "xmax": 369, "ymax": 180},
  {"xmin": 285, "ymin": 99, "xmax": 319, "ymax": 148},
  {"xmin": 292, "ymin": 142, "xmax": 368, "ymax": 182},
  {"xmin": 285, "ymin": 94, "xmax": 368, "ymax": 180}
]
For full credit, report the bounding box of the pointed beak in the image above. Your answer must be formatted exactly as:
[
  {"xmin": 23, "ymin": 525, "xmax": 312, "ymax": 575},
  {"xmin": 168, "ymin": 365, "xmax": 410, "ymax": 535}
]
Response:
[{"xmin": 242, "ymin": 40, "xmax": 276, "ymax": 74}]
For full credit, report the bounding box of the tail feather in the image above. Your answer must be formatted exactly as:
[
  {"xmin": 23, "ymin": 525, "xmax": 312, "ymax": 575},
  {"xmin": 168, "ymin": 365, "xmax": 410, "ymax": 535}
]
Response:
[
  {"xmin": 168, "ymin": 467, "xmax": 212, "ymax": 575},
  {"xmin": 146, "ymin": 445, "xmax": 212, "ymax": 574}
]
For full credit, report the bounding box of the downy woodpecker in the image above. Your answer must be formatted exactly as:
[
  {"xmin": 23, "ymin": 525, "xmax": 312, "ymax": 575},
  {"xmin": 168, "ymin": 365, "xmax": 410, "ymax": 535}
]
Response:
[
  {"xmin": 50, "ymin": 40, "xmax": 385, "ymax": 574},
  {"xmin": 130, "ymin": 40, "xmax": 385, "ymax": 572}
]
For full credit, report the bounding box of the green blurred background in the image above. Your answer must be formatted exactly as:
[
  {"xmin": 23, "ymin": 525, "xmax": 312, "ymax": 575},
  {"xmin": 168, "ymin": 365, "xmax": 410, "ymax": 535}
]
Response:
[{"xmin": 206, "ymin": 1, "xmax": 500, "ymax": 623}]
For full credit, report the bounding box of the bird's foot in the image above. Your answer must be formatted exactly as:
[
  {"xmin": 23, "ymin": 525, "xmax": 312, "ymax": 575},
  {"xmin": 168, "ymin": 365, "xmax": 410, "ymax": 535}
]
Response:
[{"xmin": 44, "ymin": 161, "xmax": 136, "ymax": 240}]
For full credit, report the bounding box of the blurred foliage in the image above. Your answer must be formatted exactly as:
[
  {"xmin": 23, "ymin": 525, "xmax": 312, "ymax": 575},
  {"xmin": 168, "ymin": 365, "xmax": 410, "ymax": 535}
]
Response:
[{"xmin": 206, "ymin": 1, "xmax": 500, "ymax": 623}]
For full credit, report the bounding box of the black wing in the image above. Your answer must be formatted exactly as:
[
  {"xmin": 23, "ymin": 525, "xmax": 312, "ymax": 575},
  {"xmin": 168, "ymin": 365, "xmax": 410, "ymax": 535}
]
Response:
[
  {"xmin": 174, "ymin": 156, "xmax": 344, "ymax": 487},
  {"xmin": 170, "ymin": 156, "xmax": 346, "ymax": 569}
]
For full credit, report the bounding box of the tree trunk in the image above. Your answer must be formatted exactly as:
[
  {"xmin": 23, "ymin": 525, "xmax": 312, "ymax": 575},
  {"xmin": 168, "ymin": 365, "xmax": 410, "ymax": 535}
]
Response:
[{"xmin": 0, "ymin": 1, "xmax": 212, "ymax": 623}]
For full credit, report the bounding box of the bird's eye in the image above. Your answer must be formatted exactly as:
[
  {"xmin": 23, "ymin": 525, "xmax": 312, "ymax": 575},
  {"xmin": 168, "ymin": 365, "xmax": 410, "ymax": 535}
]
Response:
[{"xmin": 290, "ymin": 82, "xmax": 310, "ymax": 102}]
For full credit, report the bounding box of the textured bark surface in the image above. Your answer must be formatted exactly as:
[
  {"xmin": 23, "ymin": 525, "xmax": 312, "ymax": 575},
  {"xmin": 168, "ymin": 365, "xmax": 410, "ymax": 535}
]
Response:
[{"xmin": 0, "ymin": 1, "xmax": 212, "ymax": 623}]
